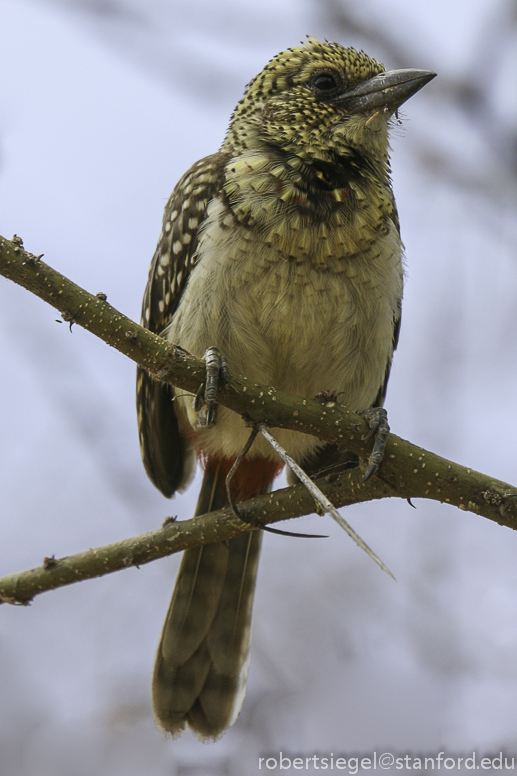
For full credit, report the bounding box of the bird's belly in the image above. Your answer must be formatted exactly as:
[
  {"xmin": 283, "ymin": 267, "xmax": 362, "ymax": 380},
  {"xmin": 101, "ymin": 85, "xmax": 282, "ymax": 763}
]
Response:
[{"xmin": 166, "ymin": 214, "xmax": 403, "ymax": 462}]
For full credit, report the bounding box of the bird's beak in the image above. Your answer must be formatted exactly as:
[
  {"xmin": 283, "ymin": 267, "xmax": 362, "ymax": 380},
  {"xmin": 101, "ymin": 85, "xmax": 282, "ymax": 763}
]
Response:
[{"xmin": 336, "ymin": 68, "xmax": 436, "ymax": 113}]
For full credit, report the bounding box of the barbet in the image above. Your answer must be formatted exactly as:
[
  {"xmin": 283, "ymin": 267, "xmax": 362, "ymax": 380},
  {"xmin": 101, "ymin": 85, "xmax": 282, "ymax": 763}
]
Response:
[{"xmin": 137, "ymin": 38, "xmax": 435, "ymax": 739}]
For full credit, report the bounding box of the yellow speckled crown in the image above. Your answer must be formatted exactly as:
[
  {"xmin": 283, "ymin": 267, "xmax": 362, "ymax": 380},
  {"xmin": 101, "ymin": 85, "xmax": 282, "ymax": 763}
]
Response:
[
  {"xmin": 224, "ymin": 38, "xmax": 386, "ymax": 158},
  {"xmin": 230, "ymin": 37, "xmax": 384, "ymax": 124}
]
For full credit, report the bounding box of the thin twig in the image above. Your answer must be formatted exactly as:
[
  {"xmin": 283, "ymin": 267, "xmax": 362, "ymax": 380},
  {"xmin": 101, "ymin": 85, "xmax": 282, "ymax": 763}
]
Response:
[
  {"xmin": 258, "ymin": 424, "xmax": 395, "ymax": 579},
  {"xmin": 226, "ymin": 425, "xmax": 328, "ymax": 538}
]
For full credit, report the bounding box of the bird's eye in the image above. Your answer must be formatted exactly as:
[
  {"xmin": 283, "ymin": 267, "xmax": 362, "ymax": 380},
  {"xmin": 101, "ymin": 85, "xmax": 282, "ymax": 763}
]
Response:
[{"xmin": 312, "ymin": 73, "xmax": 338, "ymax": 92}]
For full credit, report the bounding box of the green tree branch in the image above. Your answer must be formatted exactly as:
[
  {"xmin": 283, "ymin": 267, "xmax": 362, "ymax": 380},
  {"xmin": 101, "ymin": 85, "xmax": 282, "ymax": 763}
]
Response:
[{"xmin": 0, "ymin": 233, "xmax": 515, "ymax": 604}]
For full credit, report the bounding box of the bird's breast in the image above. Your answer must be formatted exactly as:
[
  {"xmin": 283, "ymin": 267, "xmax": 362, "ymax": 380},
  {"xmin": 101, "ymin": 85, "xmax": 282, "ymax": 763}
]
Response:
[{"xmin": 165, "ymin": 195, "xmax": 403, "ymax": 462}]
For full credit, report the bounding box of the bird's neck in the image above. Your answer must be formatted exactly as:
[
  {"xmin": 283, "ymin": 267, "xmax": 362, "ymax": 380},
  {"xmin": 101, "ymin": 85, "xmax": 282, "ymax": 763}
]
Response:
[{"xmin": 220, "ymin": 141, "xmax": 397, "ymax": 261}]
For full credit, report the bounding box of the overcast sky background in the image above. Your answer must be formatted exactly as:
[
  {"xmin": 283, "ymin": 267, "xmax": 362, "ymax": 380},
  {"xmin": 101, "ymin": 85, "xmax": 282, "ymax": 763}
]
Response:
[{"xmin": 0, "ymin": 0, "xmax": 517, "ymax": 774}]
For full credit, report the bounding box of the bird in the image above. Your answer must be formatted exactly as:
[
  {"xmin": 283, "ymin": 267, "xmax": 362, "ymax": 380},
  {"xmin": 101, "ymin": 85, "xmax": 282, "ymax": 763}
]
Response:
[{"xmin": 136, "ymin": 37, "xmax": 435, "ymax": 740}]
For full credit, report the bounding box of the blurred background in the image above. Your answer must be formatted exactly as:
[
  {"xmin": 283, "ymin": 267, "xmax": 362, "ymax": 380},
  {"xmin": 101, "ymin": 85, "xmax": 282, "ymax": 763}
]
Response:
[{"xmin": 0, "ymin": 0, "xmax": 517, "ymax": 773}]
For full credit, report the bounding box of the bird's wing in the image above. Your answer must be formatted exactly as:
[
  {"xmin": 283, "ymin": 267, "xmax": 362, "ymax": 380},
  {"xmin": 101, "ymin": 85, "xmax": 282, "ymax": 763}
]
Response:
[
  {"xmin": 137, "ymin": 153, "xmax": 226, "ymax": 497},
  {"xmin": 373, "ymin": 193, "xmax": 403, "ymax": 409},
  {"xmin": 374, "ymin": 298, "xmax": 401, "ymax": 409}
]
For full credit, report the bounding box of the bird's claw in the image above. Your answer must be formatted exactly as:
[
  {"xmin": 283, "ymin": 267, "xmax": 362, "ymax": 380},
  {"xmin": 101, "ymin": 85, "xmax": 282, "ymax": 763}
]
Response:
[
  {"xmin": 193, "ymin": 346, "xmax": 229, "ymax": 427},
  {"xmin": 359, "ymin": 406, "xmax": 390, "ymax": 482}
]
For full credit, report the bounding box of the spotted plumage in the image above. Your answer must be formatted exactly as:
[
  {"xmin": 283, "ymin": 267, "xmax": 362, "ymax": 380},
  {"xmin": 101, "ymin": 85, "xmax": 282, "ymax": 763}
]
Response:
[
  {"xmin": 137, "ymin": 155, "xmax": 227, "ymax": 495},
  {"xmin": 137, "ymin": 38, "xmax": 435, "ymax": 740}
]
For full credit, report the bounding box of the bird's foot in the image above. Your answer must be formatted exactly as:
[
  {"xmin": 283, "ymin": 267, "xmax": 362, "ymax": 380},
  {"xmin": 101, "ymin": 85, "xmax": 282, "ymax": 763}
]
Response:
[
  {"xmin": 193, "ymin": 346, "xmax": 229, "ymax": 427},
  {"xmin": 359, "ymin": 406, "xmax": 390, "ymax": 482}
]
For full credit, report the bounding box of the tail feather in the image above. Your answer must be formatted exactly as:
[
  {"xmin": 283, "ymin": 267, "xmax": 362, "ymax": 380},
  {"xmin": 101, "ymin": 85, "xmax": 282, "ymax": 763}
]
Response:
[
  {"xmin": 161, "ymin": 543, "xmax": 229, "ymax": 663},
  {"xmin": 153, "ymin": 639, "xmax": 212, "ymax": 729},
  {"xmin": 152, "ymin": 456, "xmax": 279, "ymax": 740},
  {"xmin": 195, "ymin": 650, "xmax": 251, "ymax": 735},
  {"xmin": 207, "ymin": 532, "xmax": 262, "ymax": 675}
]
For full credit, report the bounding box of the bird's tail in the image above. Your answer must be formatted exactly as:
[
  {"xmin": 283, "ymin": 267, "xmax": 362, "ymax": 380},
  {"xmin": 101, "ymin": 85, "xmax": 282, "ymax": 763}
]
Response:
[{"xmin": 152, "ymin": 455, "xmax": 281, "ymax": 740}]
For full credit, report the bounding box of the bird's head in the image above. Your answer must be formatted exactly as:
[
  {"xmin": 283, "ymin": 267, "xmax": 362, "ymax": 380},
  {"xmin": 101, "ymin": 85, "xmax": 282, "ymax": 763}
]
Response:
[{"xmin": 226, "ymin": 38, "xmax": 435, "ymax": 166}]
